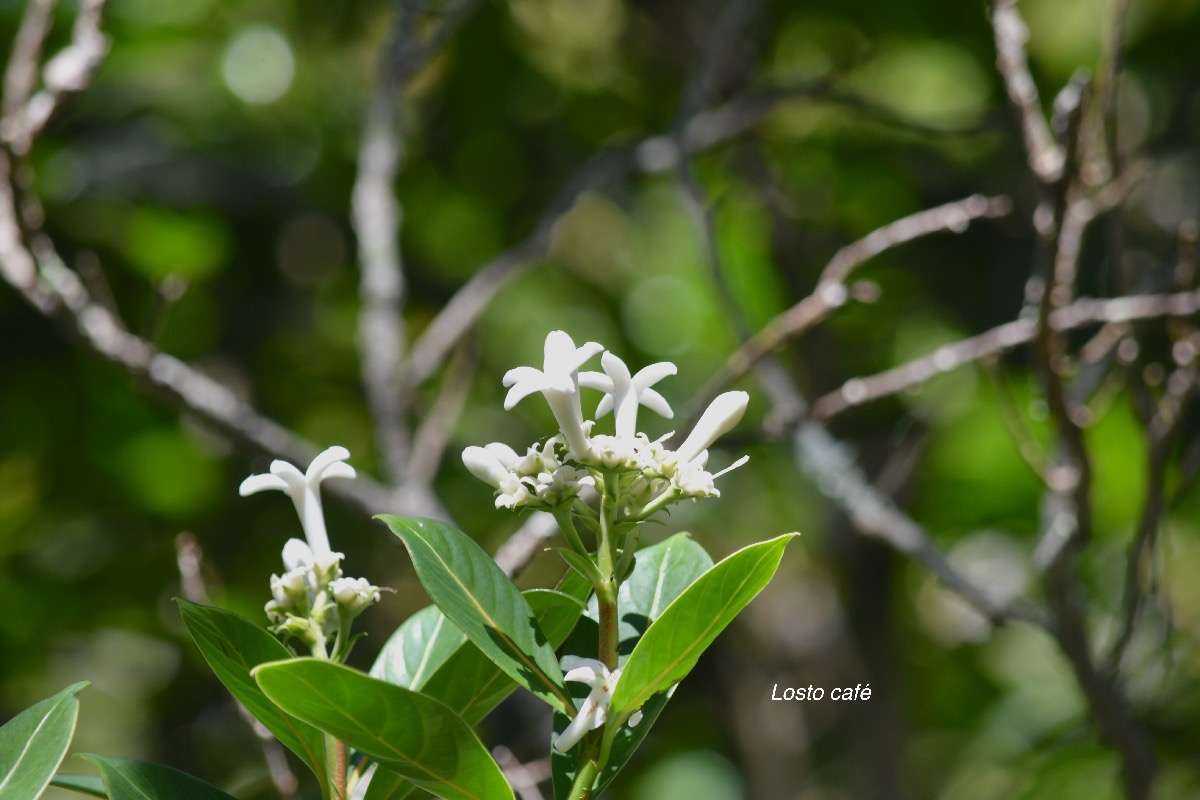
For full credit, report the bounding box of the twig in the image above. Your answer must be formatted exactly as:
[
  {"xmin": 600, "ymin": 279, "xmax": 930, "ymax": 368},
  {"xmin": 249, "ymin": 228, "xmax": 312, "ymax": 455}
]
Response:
[
  {"xmin": 684, "ymin": 194, "xmax": 1011, "ymax": 431},
  {"xmin": 407, "ymin": 342, "xmax": 477, "ymax": 481},
  {"xmin": 352, "ymin": 0, "xmax": 482, "ymax": 483},
  {"xmin": 400, "ymin": 78, "xmax": 854, "ymax": 393},
  {"xmin": 794, "ymin": 421, "xmax": 1044, "ymax": 627},
  {"xmin": 992, "ymin": 0, "xmax": 1062, "ymax": 182},
  {"xmin": 493, "ymin": 512, "xmax": 558, "ymax": 579},
  {"xmin": 811, "ymin": 288, "xmax": 1200, "ymax": 421},
  {"xmin": 2, "ymin": 0, "xmax": 109, "ymax": 156},
  {"xmin": 2, "ymin": 0, "xmax": 57, "ymax": 123}
]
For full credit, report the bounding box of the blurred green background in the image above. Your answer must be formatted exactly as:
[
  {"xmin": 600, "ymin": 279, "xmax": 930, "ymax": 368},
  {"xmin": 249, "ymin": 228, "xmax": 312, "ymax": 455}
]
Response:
[{"xmin": 3, "ymin": 0, "xmax": 1200, "ymax": 797}]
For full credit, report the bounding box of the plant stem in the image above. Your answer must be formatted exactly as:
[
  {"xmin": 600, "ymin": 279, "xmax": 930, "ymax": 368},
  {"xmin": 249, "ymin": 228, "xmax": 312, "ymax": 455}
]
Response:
[
  {"xmin": 552, "ymin": 505, "xmax": 590, "ymax": 558},
  {"xmin": 566, "ymin": 737, "xmax": 603, "ymax": 800},
  {"xmin": 596, "ymin": 471, "xmax": 620, "ymax": 671}
]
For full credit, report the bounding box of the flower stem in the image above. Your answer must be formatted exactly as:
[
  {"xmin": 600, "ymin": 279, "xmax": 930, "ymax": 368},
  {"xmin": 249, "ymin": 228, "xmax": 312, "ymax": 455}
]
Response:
[{"xmin": 596, "ymin": 472, "xmax": 620, "ymax": 671}]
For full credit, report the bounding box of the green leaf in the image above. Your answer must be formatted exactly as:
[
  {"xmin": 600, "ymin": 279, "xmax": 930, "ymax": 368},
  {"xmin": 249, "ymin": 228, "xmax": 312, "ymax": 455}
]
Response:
[
  {"xmin": 420, "ymin": 589, "xmax": 586, "ymax": 725},
  {"xmin": 175, "ymin": 600, "xmax": 327, "ymax": 784},
  {"xmin": 78, "ymin": 755, "xmax": 237, "ymax": 800},
  {"xmin": 361, "ymin": 766, "xmax": 417, "ymax": 800},
  {"xmin": 547, "ymin": 547, "xmax": 605, "ymax": 586},
  {"xmin": 552, "ymin": 533, "xmax": 713, "ymax": 796},
  {"xmin": 370, "ymin": 604, "xmax": 467, "ymax": 690},
  {"xmin": 606, "ymin": 533, "xmax": 798, "ymax": 731},
  {"xmin": 0, "ymin": 681, "xmax": 87, "ymax": 800},
  {"xmin": 254, "ymin": 658, "xmax": 514, "ymax": 800},
  {"xmin": 378, "ymin": 515, "xmax": 574, "ymax": 714},
  {"xmin": 50, "ymin": 774, "xmax": 108, "ymax": 797}
]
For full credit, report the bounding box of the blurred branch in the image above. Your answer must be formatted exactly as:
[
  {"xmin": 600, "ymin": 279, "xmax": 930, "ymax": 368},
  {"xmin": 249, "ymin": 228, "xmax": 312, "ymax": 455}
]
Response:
[
  {"xmin": 492, "ymin": 747, "xmax": 549, "ymax": 800},
  {"xmin": 1, "ymin": 0, "xmax": 109, "ymax": 156},
  {"xmin": 353, "ymin": 0, "xmax": 483, "ymax": 483},
  {"xmin": 399, "ymin": 77, "xmax": 855, "ymax": 392},
  {"xmin": 407, "ymin": 342, "xmax": 476, "ymax": 481},
  {"xmin": 687, "ymin": 193, "xmax": 1012, "ymax": 429},
  {"xmin": 811, "ymin": 288, "xmax": 1200, "ymax": 421},
  {"xmin": 992, "ymin": 0, "xmax": 1062, "ymax": 182}
]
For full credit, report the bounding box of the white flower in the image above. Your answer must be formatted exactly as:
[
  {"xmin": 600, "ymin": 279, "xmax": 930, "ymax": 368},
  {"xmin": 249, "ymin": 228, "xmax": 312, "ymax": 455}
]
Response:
[
  {"xmin": 550, "ymin": 656, "xmax": 648, "ymax": 752},
  {"xmin": 674, "ymin": 391, "xmax": 749, "ymax": 464},
  {"xmin": 240, "ymin": 446, "xmax": 356, "ymax": 557},
  {"xmin": 502, "ymin": 331, "xmax": 603, "ymax": 457},
  {"xmin": 330, "ymin": 576, "xmax": 382, "ymax": 614},
  {"xmin": 462, "ymin": 444, "xmax": 532, "ymax": 509},
  {"xmin": 579, "ymin": 352, "xmax": 676, "ymax": 439}
]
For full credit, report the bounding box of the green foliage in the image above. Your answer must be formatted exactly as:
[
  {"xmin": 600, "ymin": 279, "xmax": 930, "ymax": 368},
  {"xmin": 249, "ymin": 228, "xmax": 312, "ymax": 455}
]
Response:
[
  {"xmin": 379, "ymin": 515, "xmax": 575, "ymax": 714},
  {"xmin": 176, "ymin": 600, "xmax": 329, "ymax": 785},
  {"xmin": 48, "ymin": 774, "xmax": 107, "ymax": 797},
  {"xmin": 78, "ymin": 755, "xmax": 237, "ymax": 800},
  {"xmin": 606, "ymin": 534, "xmax": 799, "ymax": 729},
  {"xmin": 253, "ymin": 658, "xmax": 514, "ymax": 800},
  {"xmin": 0, "ymin": 682, "xmax": 86, "ymax": 800}
]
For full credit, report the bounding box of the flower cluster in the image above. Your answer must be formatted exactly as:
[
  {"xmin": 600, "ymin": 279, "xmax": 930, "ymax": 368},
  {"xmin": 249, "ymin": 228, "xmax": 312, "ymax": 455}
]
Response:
[
  {"xmin": 463, "ymin": 331, "xmax": 749, "ymax": 516},
  {"xmin": 240, "ymin": 446, "xmax": 382, "ymax": 654}
]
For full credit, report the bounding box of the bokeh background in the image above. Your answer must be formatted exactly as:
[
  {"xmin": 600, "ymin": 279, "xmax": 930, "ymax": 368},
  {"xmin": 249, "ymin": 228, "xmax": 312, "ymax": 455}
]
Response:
[{"xmin": 3, "ymin": 0, "xmax": 1200, "ymax": 797}]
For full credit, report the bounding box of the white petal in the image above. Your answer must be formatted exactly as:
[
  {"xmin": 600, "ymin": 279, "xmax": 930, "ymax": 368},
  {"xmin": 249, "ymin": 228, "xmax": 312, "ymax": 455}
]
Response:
[
  {"xmin": 594, "ymin": 393, "xmax": 614, "ymax": 418},
  {"xmin": 561, "ymin": 655, "xmax": 607, "ymax": 675},
  {"xmin": 553, "ymin": 701, "xmax": 595, "ymax": 751},
  {"xmin": 675, "ymin": 391, "xmax": 749, "ymax": 464},
  {"xmin": 462, "ymin": 446, "xmax": 510, "ymax": 489},
  {"xmin": 639, "ymin": 388, "xmax": 673, "ymax": 419},
  {"xmin": 577, "ymin": 371, "xmax": 612, "ymax": 392},
  {"xmin": 632, "ymin": 361, "xmax": 677, "ymax": 388},
  {"xmin": 238, "ymin": 473, "xmax": 288, "ymax": 496},
  {"xmin": 564, "ymin": 666, "xmax": 608, "ymax": 687},
  {"xmin": 543, "ymin": 330, "xmax": 577, "ymax": 368},
  {"xmin": 282, "ymin": 537, "xmax": 314, "ymax": 571},
  {"xmin": 502, "ymin": 365, "xmax": 546, "ymax": 388},
  {"xmin": 321, "ymin": 462, "xmax": 357, "ymax": 482},
  {"xmin": 268, "ymin": 460, "xmax": 307, "ymax": 490},
  {"xmin": 307, "ymin": 446, "xmax": 351, "ymax": 481},
  {"xmin": 483, "ymin": 442, "xmax": 520, "ymax": 467},
  {"xmin": 601, "ymin": 351, "xmax": 631, "ymax": 385}
]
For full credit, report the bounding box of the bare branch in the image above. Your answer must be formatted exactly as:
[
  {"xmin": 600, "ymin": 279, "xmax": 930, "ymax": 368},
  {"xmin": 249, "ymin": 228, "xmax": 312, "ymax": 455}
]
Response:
[
  {"xmin": 812, "ymin": 288, "xmax": 1200, "ymax": 421},
  {"xmin": 407, "ymin": 343, "xmax": 476, "ymax": 481},
  {"xmin": 992, "ymin": 0, "xmax": 1062, "ymax": 182},
  {"xmin": 686, "ymin": 193, "xmax": 1012, "ymax": 429},
  {"xmin": 493, "ymin": 512, "xmax": 558, "ymax": 579},
  {"xmin": 795, "ymin": 421, "xmax": 1045, "ymax": 627},
  {"xmin": 2, "ymin": 0, "xmax": 109, "ymax": 155}
]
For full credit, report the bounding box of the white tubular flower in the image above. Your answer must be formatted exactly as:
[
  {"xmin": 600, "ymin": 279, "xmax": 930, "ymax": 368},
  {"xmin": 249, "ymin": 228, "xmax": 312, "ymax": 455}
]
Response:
[
  {"xmin": 580, "ymin": 352, "xmax": 676, "ymax": 439},
  {"xmin": 502, "ymin": 331, "xmax": 603, "ymax": 457},
  {"xmin": 462, "ymin": 444, "xmax": 531, "ymax": 509},
  {"xmin": 282, "ymin": 538, "xmax": 314, "ymax": 571},
  {"xmin": 553, "ymin": 657, "xmax": 626, "ymax": 752},
  {"xmin": 239, "ymin": 446, "xmax": 356, "ymax": 557},
  {"xmin": 674, "ymin": 391, "xmax": 749, "ymax": 464}
]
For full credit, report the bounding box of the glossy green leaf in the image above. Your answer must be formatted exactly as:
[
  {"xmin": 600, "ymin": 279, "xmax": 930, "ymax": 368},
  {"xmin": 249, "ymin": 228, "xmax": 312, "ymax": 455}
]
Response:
[
  {"xmin": 79, "ymin": 755, "xmax": 237, "ymax": 800},
  {"xmin": 361, "ymin": 766, "xmax": 417, "ymax": 800},
  {"xmin": 378, "ymin": 515, "xmax": 574, "ymax": 714},
  {"xmin": 51, "ymin": 772, "xmax": 108, "ymax": 796},
  {"xmin": 175, "ymin": 600, "xmax": 327, "ymax": 784},
  {"xmin": 606, "ymin": 534, "xmax": 798, "ymax": 730},
  {"xmin": 367, "ymin": 589, "xmax": 586, "ymax": 800},
  {"xmin": 0, "ymin": 681, "xmax": 87, "ymax": 800},
  {"xmin": 420, "ymin": 589, "xmax": 586, "ymax": 724},
  {"xmin": 254, "ymin": 658, "xmax": 514, "ymax": 800},
  {"xmin": 50, "ymin": 774, "xmax": 108, "ymax": 797},
  {"xmin": 370, "ymin": 604, "xmax": 467, "ymax": 689},
  {"xmin": 551, "ymin": 533, "xmax": 712, "ymax": 796}
]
